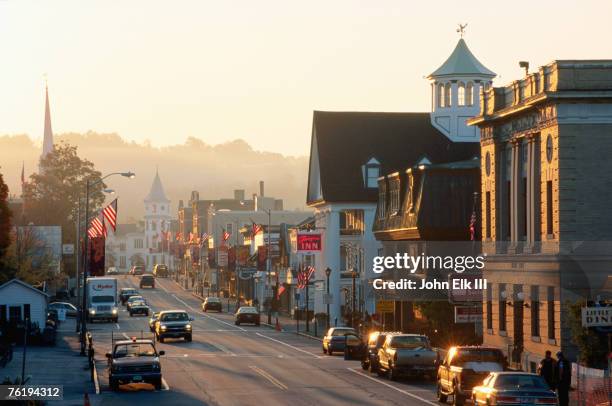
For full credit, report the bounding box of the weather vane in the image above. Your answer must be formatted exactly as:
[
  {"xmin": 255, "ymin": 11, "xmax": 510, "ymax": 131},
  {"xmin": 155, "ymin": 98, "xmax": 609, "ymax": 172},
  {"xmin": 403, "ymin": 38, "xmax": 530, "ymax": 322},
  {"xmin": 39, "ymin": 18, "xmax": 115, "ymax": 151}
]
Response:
[{"xmin": 457, "ymin": 23, "xmax": 468, "ymax": 38}]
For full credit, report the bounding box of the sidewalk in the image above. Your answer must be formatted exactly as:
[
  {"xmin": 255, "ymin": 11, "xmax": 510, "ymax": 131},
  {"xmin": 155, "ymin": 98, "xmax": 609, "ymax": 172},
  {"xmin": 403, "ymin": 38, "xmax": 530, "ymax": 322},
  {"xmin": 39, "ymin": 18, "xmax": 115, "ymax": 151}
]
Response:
[{"xmin": 1, "ymin": 318, "xmax": 95, "ymax": 405}]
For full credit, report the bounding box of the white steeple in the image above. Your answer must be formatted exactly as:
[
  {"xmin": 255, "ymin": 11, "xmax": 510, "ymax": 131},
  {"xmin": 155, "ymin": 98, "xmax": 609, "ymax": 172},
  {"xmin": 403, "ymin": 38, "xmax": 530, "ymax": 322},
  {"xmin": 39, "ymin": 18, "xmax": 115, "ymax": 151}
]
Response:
[
  {"xmin": 40, "ymin": 83, "xmax": 54, "ymax": 171},
  {"xmin": 428, "ymin": 33, "xmax": 496, "ymax": 143},
  {"xmin": 143, "ymin": 168, "xmax": 171, "ymax": 270}
]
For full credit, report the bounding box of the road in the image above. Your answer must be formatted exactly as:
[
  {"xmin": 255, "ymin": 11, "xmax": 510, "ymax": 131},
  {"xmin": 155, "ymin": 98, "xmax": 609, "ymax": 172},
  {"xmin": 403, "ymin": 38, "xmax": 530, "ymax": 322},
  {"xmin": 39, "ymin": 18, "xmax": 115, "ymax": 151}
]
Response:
[{"xmin": 88, "ymin": 276, "xmax": 439, "ymax": 406}]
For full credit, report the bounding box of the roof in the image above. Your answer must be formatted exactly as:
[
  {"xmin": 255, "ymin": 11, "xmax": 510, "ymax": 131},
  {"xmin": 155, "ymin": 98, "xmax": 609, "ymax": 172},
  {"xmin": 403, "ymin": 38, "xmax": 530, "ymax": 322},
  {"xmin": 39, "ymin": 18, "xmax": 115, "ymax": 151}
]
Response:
[
  {"xmin": 308, "ymin": 111, "xmax": 478, "ymax": 205},
  {"xmin": 145, "ymin": 170, "xmax": 170, "ymax": 203},
  {"xmin": 429, "ymin": 39, "xmax": 495, "ymax": 78},
  {"xmin": 115, "ymin": 223, "xmax": 140, "ymax": 236},
  {"xmin": 0, "ymin": 278, "xmax": 50, "ymax": 297}
]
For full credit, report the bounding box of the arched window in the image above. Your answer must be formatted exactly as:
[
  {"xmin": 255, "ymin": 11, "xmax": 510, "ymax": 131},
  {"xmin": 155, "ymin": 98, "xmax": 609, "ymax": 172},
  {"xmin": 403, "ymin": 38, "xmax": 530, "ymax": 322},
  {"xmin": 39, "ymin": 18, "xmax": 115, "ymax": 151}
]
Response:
[
  {"xmin": 437, "ymin": 84, "xmax": 445, "ymax": 107},
  {"xmin": 466, "ymin": 82, "xmax": 474, "ymax": 106},
  {"xmin": 444, "ymin": 83, "xmax": 451, "ymax": 107},
  {"xmin": 457, "ymin": 82, "xmax": 466, "ymax": 106}
]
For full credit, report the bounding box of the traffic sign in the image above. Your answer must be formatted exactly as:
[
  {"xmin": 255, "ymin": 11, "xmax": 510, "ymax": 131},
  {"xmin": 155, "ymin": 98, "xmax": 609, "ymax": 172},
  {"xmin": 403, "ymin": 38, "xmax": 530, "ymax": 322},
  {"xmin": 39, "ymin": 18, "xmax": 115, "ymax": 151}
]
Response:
[{"xmin": 376, "ymin": 300, "xmax": 394, "ymax": 313}]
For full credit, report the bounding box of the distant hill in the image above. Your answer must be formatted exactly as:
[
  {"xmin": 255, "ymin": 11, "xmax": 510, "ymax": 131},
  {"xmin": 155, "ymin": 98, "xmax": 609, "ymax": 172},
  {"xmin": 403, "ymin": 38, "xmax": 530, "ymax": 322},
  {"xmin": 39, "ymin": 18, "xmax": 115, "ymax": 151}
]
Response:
[{"xmin": 0, "ymin": 132, "xmax": 309, "ymax": 221}]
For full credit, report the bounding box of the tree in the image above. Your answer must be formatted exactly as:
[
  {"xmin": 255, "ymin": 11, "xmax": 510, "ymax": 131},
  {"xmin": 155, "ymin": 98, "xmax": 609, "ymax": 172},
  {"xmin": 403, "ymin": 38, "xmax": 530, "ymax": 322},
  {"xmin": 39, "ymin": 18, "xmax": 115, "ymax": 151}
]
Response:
[
  {"xmin": 566, "ymin": 301, "xmax": 608, "ymax": 368},
  {"xmin": 0, "ymin": 171, "xmax": 11, "ymax": 262},
  {"xmin": 22, "ymin": 142, "xmax": 105, "ymax": 246}
]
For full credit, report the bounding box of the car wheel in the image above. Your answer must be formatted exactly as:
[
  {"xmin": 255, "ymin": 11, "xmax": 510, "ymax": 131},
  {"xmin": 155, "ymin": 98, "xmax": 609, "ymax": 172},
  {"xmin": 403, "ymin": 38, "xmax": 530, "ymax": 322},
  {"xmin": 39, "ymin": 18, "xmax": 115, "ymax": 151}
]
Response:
[
  {"xmin": 185, "ymin": 334, "xmax": 192, "ymax": 342},
  {"xmin": 154, "ymin": 378, "xmax": 162, "ymax": 390},
  {"xmin": 361, "ymin": 360, "xmax": 369, "ymax": 370},
  {"xmin": 369, "ymin": 361, "xmax": 379, "ymax": 374},
  {"xmin": 255, "ymin": 322, "xmax": 260, "ymax": 326},
  {"xmin": 129, "ymin": 313, "xmax": 133, "ymax": 317},
  {"xmin": 376, "ymin": 366, "xmax": 386, "ymax": 377},
  {"xmin": 327, "ymin": 347, "xmax": 334, "ymax": 356},
  {"xmin": 322, "ymin": 347, "xmax": 327, "ymax": 354},
  {"xmin": 388, "ymin": 365, "xmax": 397, "ymax": 381},
  {"xmin": 436, "ymin": 382, "xmax": 448, "ymax": 403},
  {"xmin": 453, "ymin": 387, "xmax": 464, "ymax": 406},
  {"xmin": 235, "ymin": 321, "xmax": 240, "ymax": 326},
  {"xmin": 109, "ymin": 378, "xmax": 118, "ymax": 391}
]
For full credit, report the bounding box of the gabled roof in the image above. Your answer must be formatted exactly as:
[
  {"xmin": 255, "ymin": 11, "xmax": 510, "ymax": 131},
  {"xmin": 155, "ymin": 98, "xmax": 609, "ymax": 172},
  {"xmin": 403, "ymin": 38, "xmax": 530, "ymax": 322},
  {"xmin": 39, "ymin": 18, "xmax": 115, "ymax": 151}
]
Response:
[
  {"xmin": 429, "ymin": 39, "xmax": 495, "ymax": 78},
  {"xmin": 145, "ymin": 170, "xmax": 170, "ymax": 203},
  {"xmin": 0, "ymin": 278, "xmax": 49, "ymax": 297},
  {"xmin": 307, "ymin": 111, "xmax": 478, "ymax": 205}
]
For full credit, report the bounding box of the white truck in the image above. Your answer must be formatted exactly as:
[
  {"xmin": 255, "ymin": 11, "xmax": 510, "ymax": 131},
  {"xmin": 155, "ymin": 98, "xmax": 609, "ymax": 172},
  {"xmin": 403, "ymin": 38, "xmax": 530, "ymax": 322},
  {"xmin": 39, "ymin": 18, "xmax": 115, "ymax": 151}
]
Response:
[{"xmin": 86, "ymin": 277, "xmax": 119, "ymax": 322}]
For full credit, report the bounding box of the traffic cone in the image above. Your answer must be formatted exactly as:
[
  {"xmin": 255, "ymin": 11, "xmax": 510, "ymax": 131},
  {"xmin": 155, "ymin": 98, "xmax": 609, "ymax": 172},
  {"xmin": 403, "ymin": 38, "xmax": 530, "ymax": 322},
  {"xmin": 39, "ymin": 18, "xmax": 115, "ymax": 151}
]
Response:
[
  {"xmin": 84, "ymin": 393, "xmax": 91, "ymax": 406},
  {"xmin": 275, "ymin": 318, "xmax": 282, "ymax": 331}
]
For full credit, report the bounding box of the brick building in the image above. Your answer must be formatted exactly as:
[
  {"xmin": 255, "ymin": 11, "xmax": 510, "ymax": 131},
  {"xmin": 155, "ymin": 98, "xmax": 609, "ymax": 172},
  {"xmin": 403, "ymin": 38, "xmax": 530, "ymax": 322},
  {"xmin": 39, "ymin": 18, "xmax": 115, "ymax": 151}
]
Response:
[{"xmin": 468, "ymin": 60, "xmax": 612, "ymax": 370}]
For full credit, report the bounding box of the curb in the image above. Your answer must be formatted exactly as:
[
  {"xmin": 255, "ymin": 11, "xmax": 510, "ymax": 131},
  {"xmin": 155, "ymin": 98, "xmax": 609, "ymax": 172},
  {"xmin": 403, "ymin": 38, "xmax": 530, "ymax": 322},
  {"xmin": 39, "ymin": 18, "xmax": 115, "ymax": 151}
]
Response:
[{"xmin": 92, "ymin": 359, "xmax": 100, "ymax": 395}]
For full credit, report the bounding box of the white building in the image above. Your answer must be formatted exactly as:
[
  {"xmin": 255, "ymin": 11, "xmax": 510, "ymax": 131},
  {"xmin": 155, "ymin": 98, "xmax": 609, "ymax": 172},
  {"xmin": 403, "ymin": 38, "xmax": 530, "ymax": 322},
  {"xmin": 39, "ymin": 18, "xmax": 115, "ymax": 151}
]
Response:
[
  {"xmin": 144, "ymin": 170, "xmax": 171, "ymax": 270},
  {"xmin": 0, "ymin": 279, "xmax": 49, "ymax": 329},
  {"xmin": 106, "ymin": 224, "xmax": 146, "ymax": 273}
]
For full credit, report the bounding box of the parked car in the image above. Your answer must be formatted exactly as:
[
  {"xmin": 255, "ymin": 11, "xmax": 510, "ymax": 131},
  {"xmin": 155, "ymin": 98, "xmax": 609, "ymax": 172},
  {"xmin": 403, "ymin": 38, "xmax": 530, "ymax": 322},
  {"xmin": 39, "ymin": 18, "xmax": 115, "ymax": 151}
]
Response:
[
  {"xmin": 361, "ymin": 331, "xmax": 400, "ymax": 373},
  {"xmin": 106, "ymin": 337, "xmax": 165, "ymax": 390},
  {"xmin": 130, "ymin": 265, "xmax": 145, "ymax": 275},
  {"xmin": 149, "ymin": 312, "xmax": 160, "ymax": 332},
  {"xmin": 153, "ymin": 264, "xmax": 169, "ymax": 278},
  {"xmin": 437, "ymin": 346, "xmax": 507, "ymax": 405},
  {"xmin": 119, "ymin": 288, "xmax": 139, "ymax": 305},
  {"xmin": 472, "ymin": 372, "xmax": 558, "ymax": 405},
  {"xmin": 202, "ymin": 297, "xmax": 222, "ymax": 312},
  {"xmin": 129, "ymin": 300, "xmax": 150, "ymax": 317},
  {"xmin": 140, "ymin": 274, "xmax": 155, "ymax": 289},
  {"xmin": 376, "ymin": 333, "xmax": 437, "ymax": 381},
  {"xmin": 126, "ymin": 295, "xmax": 146, "ymax": 311},
  {"xmin": 155, "ymin": 310, "xmax": 193, "ymax": 343},
  {"xmin": 322, "ymin": 327, "xmax": 357, "ymax": 355},
  {"xmin": 48, "ymin": 302, "xmax": 78, "ymax": 318},
  {"xmin": 106, "ymin": 267, "xmax": 119, "ymax": 275},
  {"xmin": 234, "ymin": 306, "xmax": 260, "ymax": 326}
]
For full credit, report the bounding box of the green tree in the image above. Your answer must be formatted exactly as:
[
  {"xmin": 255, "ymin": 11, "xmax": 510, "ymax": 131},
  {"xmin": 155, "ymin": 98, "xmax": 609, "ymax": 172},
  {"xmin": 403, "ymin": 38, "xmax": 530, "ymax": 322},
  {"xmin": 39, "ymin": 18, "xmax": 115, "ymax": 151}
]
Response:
[
  {"xmin": 566, "ymin": 301, "xmax": 608, "ymax": 368},
  {"xmin": 22, "ymin": 142, "xmax": 106, "ymax": 246}
]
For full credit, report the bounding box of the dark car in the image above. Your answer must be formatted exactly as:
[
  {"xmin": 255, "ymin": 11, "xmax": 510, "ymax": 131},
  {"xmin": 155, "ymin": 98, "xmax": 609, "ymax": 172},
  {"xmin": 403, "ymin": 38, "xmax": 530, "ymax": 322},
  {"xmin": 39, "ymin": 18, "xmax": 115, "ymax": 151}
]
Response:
[
  {"xmin": 48, "ymin": 302, "xmax": 78, "ymax": 318},
  {"xmin": 140, "ymin": 275, "xmax": 155, "ymax": 289},
  {"xmin": 129, "ymin": 300, "xmax": 150, "ymax": 317},
  {"xmin": 131, "ymin": 266, "xmax": 145, "ymax": 276},
  {"xmin": 361, "ymin": 331, "xmax": 399, "ymax": 373},
  {"xmin": 234, "ymin": 306, "xmax": 260, "ymax": 326},
  {"xmin": 322, "ymin": 327, "xmax": 357, "ymax": 355},
  {"xmin": 472, "ymin": 372, "xmax": 558, "ymax": 405},
  {"xmin": 202, "ymin": 297, "xmax": 222, "ymax": 312},
  {"xmin": 106, "ymin": 338, "xmax": 164, "ymax": 391},
  {"xmin": 119, "ymin": 288, "xmax": 139, "ymax": 305},
  {"xmin": 126, "ymin": 295, "xmax": 146, "ymax": 311},
  {"xmin": 155, "ymin": 310, "xmax": 193, "ymax": 343}
]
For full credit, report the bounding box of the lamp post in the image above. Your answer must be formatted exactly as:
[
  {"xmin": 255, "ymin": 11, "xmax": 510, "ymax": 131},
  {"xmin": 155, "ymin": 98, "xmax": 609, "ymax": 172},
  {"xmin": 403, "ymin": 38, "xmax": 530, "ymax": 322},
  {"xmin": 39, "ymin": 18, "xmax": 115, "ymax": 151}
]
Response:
[
  {"xmin": 80, "ymin": 171, "xmax": 135, "ymax": 355},
  {"xmin": 257, "ymin": 207, "xmax": 272, "ymax": 325},
  {"xmin": 325, "ymin": 267, "xmax": 332, "ymax": 330},
  {"xmin": 351, "ymin": 268, "xmax": 357, "ymax": 329}
]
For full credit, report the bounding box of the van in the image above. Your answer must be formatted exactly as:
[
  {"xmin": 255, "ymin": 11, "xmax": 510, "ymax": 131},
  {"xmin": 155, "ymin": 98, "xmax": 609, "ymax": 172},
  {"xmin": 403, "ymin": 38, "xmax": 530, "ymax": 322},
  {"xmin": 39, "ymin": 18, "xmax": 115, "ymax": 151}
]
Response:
[
  {"xmin": 140, "ymin": 274, "xmax": 155, "ymax": 289},
  {"xmin": 153, "ymin": 264, "xmax": 169, "ymax": 278}
]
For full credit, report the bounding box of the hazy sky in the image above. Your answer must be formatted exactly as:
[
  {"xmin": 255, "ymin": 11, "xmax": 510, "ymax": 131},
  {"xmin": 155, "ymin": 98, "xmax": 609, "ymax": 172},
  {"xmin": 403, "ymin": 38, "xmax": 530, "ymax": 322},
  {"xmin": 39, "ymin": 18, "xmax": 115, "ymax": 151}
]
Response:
[{"xmin": 1, "ymin": 0, "xmax": 610, "ymax": 156}]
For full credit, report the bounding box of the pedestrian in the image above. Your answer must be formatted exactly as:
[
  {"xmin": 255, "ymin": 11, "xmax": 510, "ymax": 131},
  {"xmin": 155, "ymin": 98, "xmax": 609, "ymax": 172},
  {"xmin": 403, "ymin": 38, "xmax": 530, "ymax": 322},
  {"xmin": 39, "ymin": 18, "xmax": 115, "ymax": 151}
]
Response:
[
  {"xmin": 538, "ymin": 350, "xmax": 556, "ymax": 390},
  {"xmin": 555, "ymin": 351, "xmax": 571, "ymax": 406}
]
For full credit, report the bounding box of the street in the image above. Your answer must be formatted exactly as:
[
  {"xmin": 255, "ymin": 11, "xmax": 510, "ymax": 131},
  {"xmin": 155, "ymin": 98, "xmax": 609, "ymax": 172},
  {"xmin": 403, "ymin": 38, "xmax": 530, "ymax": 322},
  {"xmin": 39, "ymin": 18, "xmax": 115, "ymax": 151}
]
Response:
[{"xmin": 88, "ymin": 276, "xmax": 439, "ymax": 406}]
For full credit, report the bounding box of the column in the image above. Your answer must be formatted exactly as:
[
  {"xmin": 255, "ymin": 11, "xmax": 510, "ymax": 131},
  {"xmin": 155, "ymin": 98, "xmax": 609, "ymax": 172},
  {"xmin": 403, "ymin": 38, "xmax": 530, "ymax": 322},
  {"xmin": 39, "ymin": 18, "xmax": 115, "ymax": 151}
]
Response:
[
  {"xmin": 526, "ymin": 134, "xmax": 541, "ymax": 249},
  {"xmin": 510, "ymin": 140, "xmax": 521, "ymax": 244}
]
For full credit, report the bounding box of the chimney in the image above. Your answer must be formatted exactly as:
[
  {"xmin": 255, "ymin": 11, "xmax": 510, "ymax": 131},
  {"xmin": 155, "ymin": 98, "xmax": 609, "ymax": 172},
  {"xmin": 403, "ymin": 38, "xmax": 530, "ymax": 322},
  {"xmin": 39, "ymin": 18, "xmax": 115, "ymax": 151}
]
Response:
[
  {"xmin": 259, "ymin": 181, "xmax": 264, "ymax": 197},
  {"xmin": 234, "ymin": 189, "xmax": 245, "ymax": 202}
]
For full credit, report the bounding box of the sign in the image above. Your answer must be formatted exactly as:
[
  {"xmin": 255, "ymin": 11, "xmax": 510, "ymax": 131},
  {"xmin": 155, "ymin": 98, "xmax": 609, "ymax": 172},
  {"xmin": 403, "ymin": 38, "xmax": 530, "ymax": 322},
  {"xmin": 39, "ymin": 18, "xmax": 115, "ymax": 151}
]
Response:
[
  {"xmin": 314, "ymin": 281, "xmax": 324, "ymax": 291},
  {"xmin": 448, "ymin": 273, "xmax": 484, "ymax": 303},
  {"xmin": 297, "ymin": 233, "xmax": 322, "ymax": 252},
  {"xmin": 454, "ymin": 306, "xmax": 482, "ymax": 323},
  {"xmin": 582, "ymin": 307, "xmax": 612, "ymax": 327},
  {"xmin": 62, "ymin": 244, "xmax": 74, "ymax": 255},
  {"xmin": 236, "ymin": 246, "xmax": 250, "ymax": 266},
  {"xmin": 323, "ymin": 293, "xmax": 333, "ymax": 305},
  {"xmin": 217, "ymin": 246, "xmax": 228, "ymax": 267},
  {"xmin": 376, "ymin": 300, "xmax": 394, "ymax": 313}
]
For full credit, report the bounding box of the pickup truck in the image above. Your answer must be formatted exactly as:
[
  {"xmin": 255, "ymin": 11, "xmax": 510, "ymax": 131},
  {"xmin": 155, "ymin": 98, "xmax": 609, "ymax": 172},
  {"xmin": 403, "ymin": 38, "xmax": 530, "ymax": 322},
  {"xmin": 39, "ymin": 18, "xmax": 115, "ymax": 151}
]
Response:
[
  {"xmin": 106, "ymin": 337, "xmax": 165, "ymax": 390},
  {"xmin": 376, "ymin": 333, "xmax": 437, "ymax": 381},
  {"xmin": 155, "ymin": 310, "xmax": 194, "ymax": 343},
  {"xmin": 436, "ymin": 346, "xmax": 507, "ymax": 405}
]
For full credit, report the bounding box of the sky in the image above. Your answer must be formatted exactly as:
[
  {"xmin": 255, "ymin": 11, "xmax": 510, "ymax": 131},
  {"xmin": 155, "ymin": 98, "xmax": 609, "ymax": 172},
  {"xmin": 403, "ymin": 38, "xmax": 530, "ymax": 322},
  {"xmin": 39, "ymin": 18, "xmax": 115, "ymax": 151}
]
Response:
[{"xmin": 1, "ymin": 0, "xmax": 611, "ymax": 157}]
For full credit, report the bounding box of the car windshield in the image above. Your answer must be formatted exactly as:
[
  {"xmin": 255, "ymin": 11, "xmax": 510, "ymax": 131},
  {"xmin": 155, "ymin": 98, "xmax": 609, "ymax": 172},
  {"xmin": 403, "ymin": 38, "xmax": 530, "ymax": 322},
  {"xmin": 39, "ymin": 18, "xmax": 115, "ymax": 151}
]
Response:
[
  {"xmin": 331, "ymin": 328, "xmax": 356, "ymax": 336},
  {"xmin": 495, "ymin": 375, "xmax": 549, "ymax": 390},
  {"xmin": 114, "ymin": 343, "xmax": 157, "ymax": 358},
  {"xmin": 132, "ymin": 301, "xmax": 146, "ymax": 306},
  {"xmin": 390, "ymin": 336, "xmax": 429, "ymax": 349},
  {"xmin": 142, "ymin": 276, "xmax": 153, "ymax": 280},
  {"xmin": 238, "ymin": 307, "xmax": 258, "ymax": 314},
  {"xmin": 129, "ymin": 296, "xmax": 143, "ymax": 302},
  {"xmin": 206, "ymin": 298, "xmax": 220, "ymax": 303},
  {"xmin": 454, "ymin": 349, "xmax": 504, "ymax": 365},
  {"xmin": 92, "ymin": 296, "xmax": 114, "ymax": 303},
  {"xmin": 161, "ymin": 312, "xmax": 189, "ymax": 321}
]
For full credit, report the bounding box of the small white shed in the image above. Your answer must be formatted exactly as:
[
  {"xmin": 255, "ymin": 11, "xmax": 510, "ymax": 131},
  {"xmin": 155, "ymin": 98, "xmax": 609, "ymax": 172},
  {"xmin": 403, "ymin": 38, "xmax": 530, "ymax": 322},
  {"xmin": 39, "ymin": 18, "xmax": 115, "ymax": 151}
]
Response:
[{"xmin": 0, "ymin": 279, "xmax": 49, "ymax": 329}]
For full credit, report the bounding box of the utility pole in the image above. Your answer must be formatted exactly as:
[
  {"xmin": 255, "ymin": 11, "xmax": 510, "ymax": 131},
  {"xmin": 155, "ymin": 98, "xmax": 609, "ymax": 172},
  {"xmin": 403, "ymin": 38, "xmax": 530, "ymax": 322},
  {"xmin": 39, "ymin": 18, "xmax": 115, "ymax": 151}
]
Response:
[
  {"xmin": 75, "ymin": 197, "xmax": 81, "ymax": 333},
  {"xmin": 80, "ymin": 180, "xmax": 90, "ymax": 355},
  {"xmin": 325, "ymin": 267, "xmax": 332, "ymax": 330},
  {"xmin": 351, "ymin": 269, "xmax": 357, "ymax": 329}
]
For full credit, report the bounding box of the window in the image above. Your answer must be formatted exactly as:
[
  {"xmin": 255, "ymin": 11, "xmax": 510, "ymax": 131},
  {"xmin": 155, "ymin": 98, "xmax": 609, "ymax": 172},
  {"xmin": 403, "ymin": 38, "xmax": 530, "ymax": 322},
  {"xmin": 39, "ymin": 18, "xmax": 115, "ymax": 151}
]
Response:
[
  {"xmin": 340, "ymin": 210, "xmax": 364, "ymax": 235},
  {"xmin": 466, "ymin": 82, "xmax": 474, "ymax": 106},
  {"xmin": 486, "ymin": 282, "xmax": 493, "ymax": 330},
  {"xmin": 499, "ymin": 283, "xmax": 507, "ymax": 332},
  {"xmin": 546, "ymin": 181, "xmax": 553, "ymax": 235},
  {"xmin": 134, "ymin": 239, "xmax": 143, "ymax": 249},
  {"xmin": 547, "ymin": 287, "xmax": 555, "ymax": 340},
  {"xmin": 120, "ymin": 243, "xmax": 126, "ymax": 252},
  {"xmin": 367, "ymin": 166, "xmax": 379, "ymax": 188},
  {"xmin": 485, "ymin": 191, "xmax": 491, "ymax": 239},
  {"xmin": 226, "ymin": 223, "xmax": 234, "ymax": 236},
  {"xmin": 120, "ymin": 256, "xmax": 126, "ymax": 268},
  {"xmin": 438, "ymin": 84, "xmax": 445, "ymax": 107},
  {"xmin": 0, "ymin": 305, "xmax": 6, "ymax": 325},
  {"xmin": 8, "ymin": 306, "xmax": 21, "ymax": 322},
  {"xmin": 458, "ymin": 82, "xmax": 466, "ymax": 106},
  {"xmin": 152, "ymin": 222, "xmax": 157, "ymax": 231},
  {"xmin": 444, "ymin": 83, "xmax": 451, "ymax": 107},
  {"xmin": 531, "ymin": 286, "xmax": 540, "ymax": 337}
]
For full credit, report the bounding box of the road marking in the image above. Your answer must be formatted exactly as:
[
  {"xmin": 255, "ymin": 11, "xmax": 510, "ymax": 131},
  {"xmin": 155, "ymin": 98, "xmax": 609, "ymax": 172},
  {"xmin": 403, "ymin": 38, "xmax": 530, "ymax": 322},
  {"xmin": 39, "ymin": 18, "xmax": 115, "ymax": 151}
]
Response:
[
  {"xmin": 202, "ymin": 312, "xmax": 246, "ymax": 331},
  {"xmin": 346, "ymin": 368, "xmax": 438, "ymax": 406},
  {"xmin": 122, "ymin": 333, "xmax": 130, "ymax": 339},
  {"xmin": 172, "ymin": 294, "xmax": 198, "ymax": 312},
  {"xmin": 209, "ymin": 342, "xmax": 236, "ymax": 356},
  {"xmin": 156, "ymin": 280, "xmax": 170, "ymax": 294},
  {"xmin": 161, "ymin": 377, "xmax": 170, "ymax": 391},
  {"xmin": 255, "ymin": 333, "xmax": 321, "ymax": 358},
  {"xmin": 115, "ymin": 323, "xmax": 120, "ymax": 330},
  {"xmin": 92, "ymin": 359, "xmax": 101, "ymax": 394},
  {"xmin": 249, "ymin": 366, "xmax": 288, "ymax": 390}
]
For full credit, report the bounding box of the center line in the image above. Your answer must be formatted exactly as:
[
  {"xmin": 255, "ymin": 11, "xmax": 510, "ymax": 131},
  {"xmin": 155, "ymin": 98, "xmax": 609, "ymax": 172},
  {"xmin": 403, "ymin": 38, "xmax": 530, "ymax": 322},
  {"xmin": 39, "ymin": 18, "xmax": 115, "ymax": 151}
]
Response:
[
  {"xmin": 249, "ymin": 366, "xmax": 288, "ymax": 390},
  {"xmin": 255, "ymin": 333, "xmax": 321, "ymax": 358}
]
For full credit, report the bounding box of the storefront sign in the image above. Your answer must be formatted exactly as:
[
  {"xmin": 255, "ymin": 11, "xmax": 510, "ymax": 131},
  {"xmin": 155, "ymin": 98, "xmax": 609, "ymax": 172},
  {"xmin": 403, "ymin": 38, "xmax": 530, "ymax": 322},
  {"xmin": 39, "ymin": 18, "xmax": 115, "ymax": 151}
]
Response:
[
  {"xmin": 582, "ymin": 307, "xmax": 612, "ymax": 327},
  {"xmin": 454, "ymin": 305, "xmax": 482, "ymax": 323},
  {"xmin": 376, "ymin": 300, "xmax": 394, "ymax": 313},
  {"xmin": 297, "ymin": 233, "xmax": 322, "ymax": 252},
  {"xmin": 217, "ymin": 246, "xmax": 228, "ymax": 267}
]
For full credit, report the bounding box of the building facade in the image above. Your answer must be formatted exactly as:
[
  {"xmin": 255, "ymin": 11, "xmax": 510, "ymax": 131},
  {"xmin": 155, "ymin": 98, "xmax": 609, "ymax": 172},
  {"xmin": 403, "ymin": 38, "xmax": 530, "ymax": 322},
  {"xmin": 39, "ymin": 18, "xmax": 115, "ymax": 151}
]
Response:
[
  {"xmin": 468, "ymin": 60, "xmax": 612, "ymax": 370},
  {"xmin": 143, "ymin": 170, "xmax": 171, "ymax": 270}
]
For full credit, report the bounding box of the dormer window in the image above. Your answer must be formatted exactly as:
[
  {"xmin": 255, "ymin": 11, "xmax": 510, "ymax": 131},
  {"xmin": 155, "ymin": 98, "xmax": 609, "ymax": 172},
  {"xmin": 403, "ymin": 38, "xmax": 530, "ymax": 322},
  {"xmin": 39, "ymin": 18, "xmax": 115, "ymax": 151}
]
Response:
[
  {"xmin": 466, "ymin": 82, "xmax": 474, "ymax": 106},
  {"xmin": 444, "ymin": 83, "xmax": 451, "ymax": 107},
  {"xmin": 362, "ymin": 158, "xmax": 381, "ymax": 188},
  {"xmin": 458, "ymin": 82, "xmax": 466, "ymax": 106}
]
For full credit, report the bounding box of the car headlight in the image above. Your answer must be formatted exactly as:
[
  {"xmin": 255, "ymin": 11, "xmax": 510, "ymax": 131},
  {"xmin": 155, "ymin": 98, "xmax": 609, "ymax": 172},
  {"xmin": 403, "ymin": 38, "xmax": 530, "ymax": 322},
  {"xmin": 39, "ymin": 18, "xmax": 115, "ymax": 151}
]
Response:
[
  {"xmin": 160, "ymin": 325, "xmax": 167, "ymax": 331},
  {"xmin": 89, "ymin": 309, "xmax": 96, "ymax": 315},
  {"xmin": 185, "ymin": 324, "xmax": 192, "ymax": 330},
  {"xmin": 112, "ymin": 308, "xmax": 118, "ymax": 314}
]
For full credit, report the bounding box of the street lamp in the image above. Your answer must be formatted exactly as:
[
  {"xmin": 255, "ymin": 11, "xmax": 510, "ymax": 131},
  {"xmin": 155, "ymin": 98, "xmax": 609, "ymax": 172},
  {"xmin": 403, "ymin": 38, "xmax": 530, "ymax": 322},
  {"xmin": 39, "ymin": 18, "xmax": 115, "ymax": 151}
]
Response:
[
  {"xmin": 80, "ymin": 171, "xmax": 135, "ymax": 355},
  {"xmin": 325, "ymin": 267, "xmax": 332, "ymax": 330},
  {"xmin": 257, "ymin": 207, "xmax": 273, "ymax": 325},
  {"xmin": 351, "ymin": 268, "xmax": 357, "ymax": 329}
]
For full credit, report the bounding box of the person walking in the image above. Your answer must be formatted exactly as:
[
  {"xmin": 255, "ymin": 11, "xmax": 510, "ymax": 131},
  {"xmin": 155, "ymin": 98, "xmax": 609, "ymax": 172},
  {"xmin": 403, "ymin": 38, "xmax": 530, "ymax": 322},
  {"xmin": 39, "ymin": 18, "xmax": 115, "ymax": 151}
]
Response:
[
  {"xmin": 555, "ymin": 351, "xmax": 571, "ymax": 406},
  {"xmin": 538, "ymin": 350, "xmax": 556, "ymax": 390}
]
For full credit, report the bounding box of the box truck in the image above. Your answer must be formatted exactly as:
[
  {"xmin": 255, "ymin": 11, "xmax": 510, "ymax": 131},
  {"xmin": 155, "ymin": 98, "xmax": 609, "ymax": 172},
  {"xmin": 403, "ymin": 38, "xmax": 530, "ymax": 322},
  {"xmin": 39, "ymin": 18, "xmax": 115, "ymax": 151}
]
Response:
[{"xmin": 86, "ymin": 277, "xmax": 119, "ymax": 322}]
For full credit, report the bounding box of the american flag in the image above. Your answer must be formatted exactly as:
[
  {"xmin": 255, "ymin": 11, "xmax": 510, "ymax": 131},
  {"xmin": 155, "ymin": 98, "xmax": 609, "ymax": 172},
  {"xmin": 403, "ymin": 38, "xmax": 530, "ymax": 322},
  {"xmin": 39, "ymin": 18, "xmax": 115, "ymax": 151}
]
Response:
[
  {"xmin": 91, "ymin": 216, "xmax": 104, "ymax": 237},
  {"xmin": 469, "ymin": 211, "xmax": 477, "ymax": 241},
  {"xmin": 277, "ymin": 284, "xmax": 286, "ymax": 299},
  {"xmin": 199, "ymin": 232, "xmax": 209, "ymax": 247},
  {"xmin": 297, "ymin": 265, "xmax": 315, "ymax": 289},
  {"xmin": 176, "ymin": 232, "xmax": 182, "ymax": 241},
  {"xmin": 87, "ymin": 226, "xmax": 98, "ymax": 238},
  {"xmin": 252, "ymin": 223, "xmax": 262, "ymax": 236},
  {"xmin": 102, "ymin": 198, "xmax": 118, "ymax": 231},
  {"xmin": 222, "ymin": 229, "xmax": 230, "ymax": 242}
]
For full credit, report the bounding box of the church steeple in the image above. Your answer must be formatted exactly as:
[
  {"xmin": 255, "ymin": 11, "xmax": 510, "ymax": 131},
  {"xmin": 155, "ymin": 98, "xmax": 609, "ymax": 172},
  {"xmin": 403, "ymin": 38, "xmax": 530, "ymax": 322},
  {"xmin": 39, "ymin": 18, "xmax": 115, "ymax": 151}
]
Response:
[
  {"xmin": 41, "ymin": 82, "xmax": 54, "ymax": 162},
  {"xmin": 145, "ymin": 168, "xmax": 170, "ymax": 203}
]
